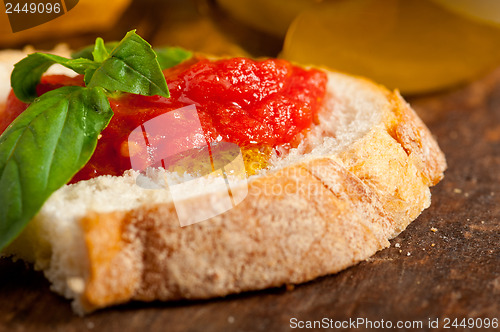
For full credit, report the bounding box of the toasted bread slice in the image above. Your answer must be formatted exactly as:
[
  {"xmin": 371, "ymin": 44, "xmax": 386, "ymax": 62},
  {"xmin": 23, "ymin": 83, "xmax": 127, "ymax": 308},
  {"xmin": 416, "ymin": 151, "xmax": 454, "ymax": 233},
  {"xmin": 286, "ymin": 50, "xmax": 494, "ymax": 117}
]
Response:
[{"xmin": 1, "ymin": 55, "xmax": 446, "ymax": 314}]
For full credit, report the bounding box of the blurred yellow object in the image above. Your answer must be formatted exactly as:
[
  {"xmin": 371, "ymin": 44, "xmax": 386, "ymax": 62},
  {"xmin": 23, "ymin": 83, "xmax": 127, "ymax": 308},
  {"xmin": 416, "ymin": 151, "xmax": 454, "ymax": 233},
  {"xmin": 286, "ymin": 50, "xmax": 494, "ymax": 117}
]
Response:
[
  {"xmin": 0, "ymin": 0, "xmax": 131, "ymax": 48},
  {"xmin": 216, "ymin": 0, "xmax": 317, "ymax": 38},
  {"xmin": 152, "ymin": 15, "xmax": 250, "ymax": 57},
  {"xmin": 282, "ymin": 0, "xmax": 500, "ymax": 94},
  {"xmin": 431, "ymin": 0, "xmax": 500, "ymax": 26}
]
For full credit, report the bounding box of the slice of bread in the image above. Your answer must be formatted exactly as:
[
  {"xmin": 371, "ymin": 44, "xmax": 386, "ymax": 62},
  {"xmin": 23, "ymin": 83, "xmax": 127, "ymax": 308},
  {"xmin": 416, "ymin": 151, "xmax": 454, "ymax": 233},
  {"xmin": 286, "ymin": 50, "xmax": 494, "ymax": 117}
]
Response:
[{"xmin": 0, "ymin": 52, "xmax": 446, "ymax": 314}]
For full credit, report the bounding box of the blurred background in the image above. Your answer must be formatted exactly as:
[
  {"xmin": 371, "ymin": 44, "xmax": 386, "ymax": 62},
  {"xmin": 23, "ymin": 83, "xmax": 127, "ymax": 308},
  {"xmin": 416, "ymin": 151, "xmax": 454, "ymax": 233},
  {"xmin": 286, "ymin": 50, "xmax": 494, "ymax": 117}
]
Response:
[{"xmin": 1, "ymin": 0, "xmax": 500, "ymax": 95}]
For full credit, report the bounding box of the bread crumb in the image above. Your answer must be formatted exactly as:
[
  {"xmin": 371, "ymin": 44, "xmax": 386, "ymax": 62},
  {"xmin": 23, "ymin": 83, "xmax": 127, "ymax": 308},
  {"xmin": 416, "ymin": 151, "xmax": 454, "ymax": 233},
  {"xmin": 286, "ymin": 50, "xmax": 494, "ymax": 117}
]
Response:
[
  {"xmin": 464, "ymin": 192, "xmax": 469, "ymax": 197},
  {"xmin": 453, "ymin": 188, "xmax": 462, "ymax": 194},
  {"xmin": 431, "ymin": 243, "xmax": 435, "ymax": 247},
  {"xmin": 67, "ymin": 277, "xmax": 85, "ymax": 294},
  {"xmin": 430, "ymin": 227, "xmax": 438, "ymax": 232},
  {"xmin": 399, "ymin": 250, "xmax": 402, "ymax": 253},
  {"xmin": 481, "ymin": 221, "xmax": 485, "ymax": 224},
  {"xmin": 395, "ymin": 243, "xmax": 401, "ymax": 248},
  {"xmin": 407, "ymin": 252, "xmax": 411, "ymax": 256},
  {"xmin": 228, "ymin": 316, "xmax": 235, "ymax": 324}
]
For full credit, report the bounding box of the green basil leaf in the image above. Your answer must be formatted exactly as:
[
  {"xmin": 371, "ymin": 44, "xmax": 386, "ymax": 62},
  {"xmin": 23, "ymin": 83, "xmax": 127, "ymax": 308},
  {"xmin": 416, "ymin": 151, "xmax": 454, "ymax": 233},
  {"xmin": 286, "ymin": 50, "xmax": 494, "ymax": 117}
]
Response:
[
  {"xmin": 92, "ymin": 38, "xmax": 110, "ymax": 63},
  {"xmin": 84, "ymin": 67, "xmax": 98, "ymax": 86},
  {"xmin": 71, "ymin": 41, "xmax": 119, "ymax": 60},
  {"xmin": 87, "ymin": 30, "xmax": 169, "ymax": 98},
  {"xmin": 11, "ymin": 53, "xmax": 97, "ymax": 103},
  {"xmin": 0, "ymin": 86, "xmax": 113, "ymax": 250},
  {"xmin": 154, "ymin": 46, "xmax": 192, "ymax": 70},
  {"xmin": 82, "ymin": 39, "xmax": 110, "ymax": 85}
]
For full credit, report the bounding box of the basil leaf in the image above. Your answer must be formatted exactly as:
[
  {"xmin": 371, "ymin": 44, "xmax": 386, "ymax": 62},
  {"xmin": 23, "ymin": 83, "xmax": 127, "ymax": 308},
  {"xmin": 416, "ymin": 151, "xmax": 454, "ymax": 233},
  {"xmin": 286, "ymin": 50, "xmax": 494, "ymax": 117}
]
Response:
[
  {"xmin": 155, "ymin": 47, "xmax": 192, "ymax": 70},
  {"xmin": 92, "ymin": 38, "xmax": 109, "ymax": 63},
  {"xmin": 71, "ymin": 41, "xmax": 119, "ymax": 60},
  {"xmin": 11, "ymin": 53, "xmax": 97, "ymax": 103},
  {"xmin": 74, "ymin": 43, "xmax": 192, "ymax": 70},
  {"xmin": 84, "ymin": 67, "xmax": 98, "ymax": 86},
  {"xmin": 83, "ymin": 39, "xmax": 110, "ymax": 85},
  {"xmin": 0, "ymin": 86, "xmax": 113, "ymax": 250},
  {"xmin": 87, "ymin": 30, "xmax": 169, "ymax": 98}
]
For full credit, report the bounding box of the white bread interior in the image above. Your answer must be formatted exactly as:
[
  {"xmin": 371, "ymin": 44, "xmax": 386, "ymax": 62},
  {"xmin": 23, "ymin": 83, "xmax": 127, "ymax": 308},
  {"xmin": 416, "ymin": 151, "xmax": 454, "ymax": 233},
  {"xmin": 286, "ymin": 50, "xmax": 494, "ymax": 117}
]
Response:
[{"xmin": 1, "ymin": 55, "xmax": 446, "ymax": 314}]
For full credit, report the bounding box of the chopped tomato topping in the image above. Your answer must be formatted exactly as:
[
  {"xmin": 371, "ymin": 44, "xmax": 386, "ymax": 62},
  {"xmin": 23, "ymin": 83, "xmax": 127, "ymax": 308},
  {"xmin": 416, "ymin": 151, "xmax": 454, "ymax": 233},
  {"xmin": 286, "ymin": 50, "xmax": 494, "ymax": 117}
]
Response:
[{"xmin": 1, "ymin": 56, "xmax": 327, "ymax": 182}]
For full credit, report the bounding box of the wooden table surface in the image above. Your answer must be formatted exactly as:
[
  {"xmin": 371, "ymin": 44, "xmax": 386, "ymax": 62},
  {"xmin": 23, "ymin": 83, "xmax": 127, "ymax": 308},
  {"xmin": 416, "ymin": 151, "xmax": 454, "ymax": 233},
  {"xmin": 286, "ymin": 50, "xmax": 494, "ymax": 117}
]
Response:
[{"xmin": 1, "ymin": 2, "xmax": 500, "ymax": 331}]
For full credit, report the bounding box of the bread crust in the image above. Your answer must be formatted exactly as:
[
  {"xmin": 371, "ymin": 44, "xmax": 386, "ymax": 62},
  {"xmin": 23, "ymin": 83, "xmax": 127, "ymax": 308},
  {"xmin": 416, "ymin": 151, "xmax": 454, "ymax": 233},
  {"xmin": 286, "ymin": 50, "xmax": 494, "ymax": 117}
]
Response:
[{"xmin": 77, "ymin": 84, "xmax": 446, "ymax": 313}]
